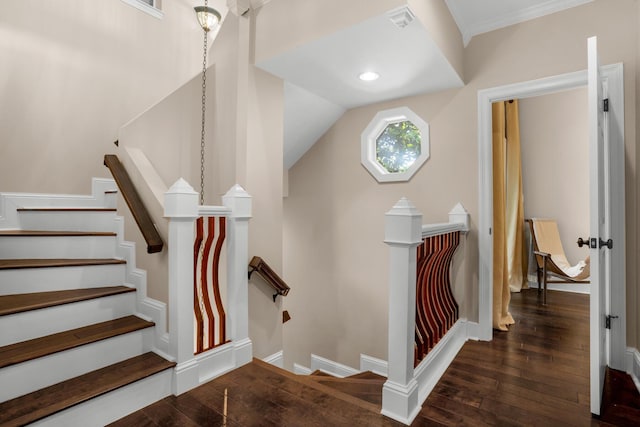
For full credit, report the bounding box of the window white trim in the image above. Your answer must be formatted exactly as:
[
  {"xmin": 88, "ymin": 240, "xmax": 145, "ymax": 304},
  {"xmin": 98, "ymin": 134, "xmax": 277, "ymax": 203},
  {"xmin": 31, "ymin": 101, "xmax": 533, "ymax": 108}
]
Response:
[
  {"xmin": 121, "ymin": 0, "xmax": 164, "ymax": 19},
  {"xmin": 361, "ymin": 107, "xmax": 430, "ymax": 183}
]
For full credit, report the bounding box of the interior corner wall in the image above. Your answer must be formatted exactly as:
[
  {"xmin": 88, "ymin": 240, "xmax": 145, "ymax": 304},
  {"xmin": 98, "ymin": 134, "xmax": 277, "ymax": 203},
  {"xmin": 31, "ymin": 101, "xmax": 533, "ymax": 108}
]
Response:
[
  {"xmin": 245, "ymin": 67, "xmax": 285, "ymax": 359},
  {"xmin": 0, "ymin": 0, "xmax": 206, "ymax": 196},
  {"xmin": 408, "ymin": 0, "xmax": 464, "ymax": 82},
  {"xmin": 283, "ymin": 0, "xmax": 638, "ymax": 369},
  {"xmin": 519, "ymin": 88, "xmax": 590, "ymax": 267}
]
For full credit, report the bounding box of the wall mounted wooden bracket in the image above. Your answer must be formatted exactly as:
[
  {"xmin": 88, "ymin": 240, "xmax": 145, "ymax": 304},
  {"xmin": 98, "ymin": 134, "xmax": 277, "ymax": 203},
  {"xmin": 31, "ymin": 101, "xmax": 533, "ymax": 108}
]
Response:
[{"xmin": 248, "ymin": 256, "xmax": 290, "ymax": 302}]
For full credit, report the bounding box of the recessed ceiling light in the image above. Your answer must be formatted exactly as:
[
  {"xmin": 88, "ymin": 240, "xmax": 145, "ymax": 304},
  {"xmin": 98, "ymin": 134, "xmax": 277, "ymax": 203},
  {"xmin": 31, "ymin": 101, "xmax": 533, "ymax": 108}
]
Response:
[{"xmin": 359, "ymin": 71, "xmax": 380, "ymax": 82}]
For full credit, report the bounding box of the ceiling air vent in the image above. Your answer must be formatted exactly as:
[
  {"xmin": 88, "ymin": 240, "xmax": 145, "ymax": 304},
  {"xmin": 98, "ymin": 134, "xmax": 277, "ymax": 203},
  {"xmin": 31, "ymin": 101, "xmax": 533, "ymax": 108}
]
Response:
[{"xmin": 388, "ymin": 6, "xmax": 415, "ymax": 29}]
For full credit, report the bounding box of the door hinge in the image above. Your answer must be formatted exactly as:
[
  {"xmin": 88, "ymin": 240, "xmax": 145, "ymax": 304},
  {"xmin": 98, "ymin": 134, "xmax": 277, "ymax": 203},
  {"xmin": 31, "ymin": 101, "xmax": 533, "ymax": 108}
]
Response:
[
  {"xmin": 603, "ymin": 98, "xmax": 609, "ymax": 112},
  {"xmin": 605, "ymin": 314, "xmax": 619, "ymax": 329}
]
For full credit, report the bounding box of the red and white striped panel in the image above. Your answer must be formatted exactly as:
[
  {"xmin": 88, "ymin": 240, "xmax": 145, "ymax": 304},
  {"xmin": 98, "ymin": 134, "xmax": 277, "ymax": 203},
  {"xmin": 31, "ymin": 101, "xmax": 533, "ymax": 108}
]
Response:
[
  {"xmin": 414, "ymin": 231, "xmax": 460, "ymax": 366},
  {"xmin": 194, "ymin": 216, "xmax": 227, "ymax": 354}
]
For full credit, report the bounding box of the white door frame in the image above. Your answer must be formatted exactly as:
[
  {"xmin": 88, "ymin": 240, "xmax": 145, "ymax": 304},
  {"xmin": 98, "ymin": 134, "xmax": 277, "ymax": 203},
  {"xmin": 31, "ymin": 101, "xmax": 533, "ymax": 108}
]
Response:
[{"xmin": 476, "ymin": 64, "xmax": 626, "ymax": 370}]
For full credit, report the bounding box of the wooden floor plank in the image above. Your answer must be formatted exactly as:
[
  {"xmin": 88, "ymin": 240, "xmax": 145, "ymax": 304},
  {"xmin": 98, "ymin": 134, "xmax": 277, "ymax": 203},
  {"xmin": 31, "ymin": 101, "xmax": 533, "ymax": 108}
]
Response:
[
  {"xmin": 110, "ymin": 289, "xmax": 639, "ymax": 426},
  {"xmin": 0, "ymin": 286, "xmax": 135, "ymax": 316},
  {"xmin": 0, "ymin": 315, "xmax": 153, "ymax": 368}
]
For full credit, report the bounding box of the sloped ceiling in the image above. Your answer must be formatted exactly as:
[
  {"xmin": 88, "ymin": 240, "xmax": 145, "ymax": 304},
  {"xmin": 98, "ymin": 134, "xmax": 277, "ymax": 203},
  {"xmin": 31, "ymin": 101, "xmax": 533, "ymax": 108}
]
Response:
[{"xmin": 249, "ymin": 0, "xmax": 594, "ymax": 170}]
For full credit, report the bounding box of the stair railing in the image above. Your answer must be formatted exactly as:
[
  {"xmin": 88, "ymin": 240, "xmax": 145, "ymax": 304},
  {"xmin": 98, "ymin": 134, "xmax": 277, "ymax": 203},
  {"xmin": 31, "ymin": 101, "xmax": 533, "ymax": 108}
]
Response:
[
  {"xmin": 165, "ymin": 179, "xmax": 252, "ymax": 395},
  {"xmin": 248, "ymin": 256, "xmax": 290, "ymax": 302},
  {"xmin": 381, "ymin": 199, "xmax": 469, "ymax": 425},
  {"xmin": 104, "ymin": 154, "xmax": 163, "ymax": 253}
]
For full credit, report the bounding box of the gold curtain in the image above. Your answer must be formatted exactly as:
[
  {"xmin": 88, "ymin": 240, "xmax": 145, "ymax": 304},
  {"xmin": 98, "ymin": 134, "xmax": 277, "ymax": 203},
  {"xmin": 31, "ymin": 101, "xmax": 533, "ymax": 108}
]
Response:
[{"xmin": 492, "ymin": 100, "xmax": 527, "ymax": 331}]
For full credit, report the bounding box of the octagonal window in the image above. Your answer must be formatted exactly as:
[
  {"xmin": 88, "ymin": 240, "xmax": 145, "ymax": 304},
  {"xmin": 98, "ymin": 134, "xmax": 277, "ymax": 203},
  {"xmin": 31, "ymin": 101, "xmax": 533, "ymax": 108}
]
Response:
[
  {"xmin": 375, "ymin": 120, "xmax": 421, "ymax": 173},
  {"xmin": 361, "ymin": 107, "xmax": 429, "ymax": 182}
]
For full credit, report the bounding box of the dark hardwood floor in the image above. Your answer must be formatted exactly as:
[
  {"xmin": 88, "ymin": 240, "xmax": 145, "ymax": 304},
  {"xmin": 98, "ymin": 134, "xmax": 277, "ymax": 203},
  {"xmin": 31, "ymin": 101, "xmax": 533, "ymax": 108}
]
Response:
[
  {"xmin": 420, "ymin": 288, "xmax": 603, "ymax": 426},
  {"xmin": 112, "ymin": 289, "xmax": 638, "ymax": 426}
]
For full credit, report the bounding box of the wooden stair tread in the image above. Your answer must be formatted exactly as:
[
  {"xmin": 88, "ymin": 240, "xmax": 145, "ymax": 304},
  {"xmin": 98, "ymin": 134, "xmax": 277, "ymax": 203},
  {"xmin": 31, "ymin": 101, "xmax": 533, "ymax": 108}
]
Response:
[
  {"xmin": 0, "ymin": 230, "xmax": 116, "ymax": 237},
  {"xmin": 17, "ymin": 208, "xmax": 116, "ymax": 212},
  {"xmin": 0, "ymin": 315, "xmax": 154, "ymax": 368},
  {"xmin": 309, "ymin": 369, "xmax": 332, "ymax": 377},
  {"xmin": 252, "ymin": 359, "xmax": 383, "ymax": 413},
  {"xmin": 0, "ymin": 352, "xmax": 175, "ymax": 427},
  {"xmin": 347, "ymin": 371, "xmax": 386, "ymax": 380},
  {"xmin": 0, "ymin": 258, "xmax": 126, "ymax": 270},
  {"xmin": 0, "ymin": 286, "xmax": 135, "ymax": 316}
]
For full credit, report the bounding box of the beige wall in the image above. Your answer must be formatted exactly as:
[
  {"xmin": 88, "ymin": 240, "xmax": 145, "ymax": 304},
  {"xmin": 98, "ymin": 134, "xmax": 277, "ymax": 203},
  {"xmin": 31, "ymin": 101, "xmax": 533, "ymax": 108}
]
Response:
[
  {"xmin": 0, "ymin": 0, "xmax": 206, "ymax": 196},
  {"xmin": 519, "ymin": 88, "xmax": 590, "ymax": 266},
  {"xmin": 409, "ymin": 0, "xmax": 464, "ymax": 82},
  {"xmin": 283, "ymin": 0, "xmax": 639, "ymax": 369}
]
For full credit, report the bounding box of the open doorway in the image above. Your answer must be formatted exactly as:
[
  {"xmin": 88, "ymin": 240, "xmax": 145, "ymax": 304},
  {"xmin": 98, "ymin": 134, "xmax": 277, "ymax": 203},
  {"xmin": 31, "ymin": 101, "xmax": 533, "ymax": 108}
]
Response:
[{"xmin": 476, "ymin": 65, "xmax": 626, "ymax": 407}]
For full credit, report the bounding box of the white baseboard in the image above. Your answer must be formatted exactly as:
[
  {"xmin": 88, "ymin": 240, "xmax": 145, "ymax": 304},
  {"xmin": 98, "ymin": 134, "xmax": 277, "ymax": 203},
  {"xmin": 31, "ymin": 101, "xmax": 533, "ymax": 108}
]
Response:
[
  {"xmin": 527, "ymin": 280, "xmax": 590, "ymax": 294},
  {"xmin": 293, "ymin": 363, "xmax": 312, "ymax": 375},
  {"xmin": 360, "ymin": 354, "xmax": 388, "ymax": 377},
  {"xmin": 310, "ymin": 354, "xmax": 360, "ymax": 378},
  {"xmin": 263, "ymin": 350, "xmax": 284, "ymax": 368},
  {"xmin": 465, "ymin": 320, "xmax": 481, "ymax": 341},
  {"xmin": 625, "ymin": 347, "xmax": 640, "ymax": 394}
]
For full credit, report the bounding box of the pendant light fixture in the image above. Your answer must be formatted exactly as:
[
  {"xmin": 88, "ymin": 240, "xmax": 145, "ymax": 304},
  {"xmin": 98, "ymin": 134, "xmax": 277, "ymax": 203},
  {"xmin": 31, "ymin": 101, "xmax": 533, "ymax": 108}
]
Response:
[{"xmin": 194, "ymin": 1, "xmax": 221, "ymax": 205}]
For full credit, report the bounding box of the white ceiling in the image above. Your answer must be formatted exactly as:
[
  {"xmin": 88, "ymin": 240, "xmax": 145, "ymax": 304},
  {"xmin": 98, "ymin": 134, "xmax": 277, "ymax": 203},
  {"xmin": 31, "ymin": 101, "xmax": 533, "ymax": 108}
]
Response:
[{"xmin": 243, "ymin": 1, "xmax": 594, "ymax": 169}]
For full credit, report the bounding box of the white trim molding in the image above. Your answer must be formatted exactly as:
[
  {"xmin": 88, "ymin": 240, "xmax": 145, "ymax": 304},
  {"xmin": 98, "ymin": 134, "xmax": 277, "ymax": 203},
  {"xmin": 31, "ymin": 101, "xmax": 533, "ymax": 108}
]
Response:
[
  {"xmin": 361, "ymin": 107, "xmax": 430, "ymax": 183},
  {"xmin": 263, "ymin": 350, "xmax": 284, "ymax": 369},
  {"xmin": 360, "ymin": 354, "xmax": 388, "ymax": 377},
  {"xmin": 414, "ymin": 319, "xmax": 467, "ymax": 402},
  {"xmin": 625, "ymin": 347, "xmax": 640, "ymax": 394},
  {"xmin": 120, "ymin": 0, "xmax": 164, "ymax": 19},
  {"xmin": 293, "ymin": 363, "xmax": 312, "ymax": 375},
  {"xmin": 445, "ymin": 0, "xmax": 593, "ymax": 46},
  {"xmin": 310, "ymin": 354, "xmax": 360, "ymax": 378},
  {"xmin": 476, "ymin": 64, "xmax": 626, "ymax": 356}
]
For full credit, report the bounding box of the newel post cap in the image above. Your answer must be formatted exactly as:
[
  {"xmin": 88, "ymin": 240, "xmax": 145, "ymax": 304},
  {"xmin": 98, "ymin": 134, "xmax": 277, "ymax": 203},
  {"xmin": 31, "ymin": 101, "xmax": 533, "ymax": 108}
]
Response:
[
  {"xmin": 385, "ymin": 197, "xmax": 423, "ymax": 245},
  {"xmin": 164, "ymin": 178, "xmax": 198, "ymax": 218},
  {"xmin": 448, "ymin": 202, "xmax": 470, "ymax": 232},
  {"xmin": 223, "ymin": 184, "xmax": 252, "ymax": 219}
]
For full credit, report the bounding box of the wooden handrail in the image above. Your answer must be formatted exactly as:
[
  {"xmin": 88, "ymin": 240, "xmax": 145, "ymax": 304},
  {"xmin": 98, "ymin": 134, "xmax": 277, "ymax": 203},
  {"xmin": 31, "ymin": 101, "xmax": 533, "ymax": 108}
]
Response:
[
  {"xmin": 104, "ymin": 154, "xmax": 163, "ymax": 253},
  {"xmin": 248, "ymin": 256, "xmax": 290, "ymax": 302}
]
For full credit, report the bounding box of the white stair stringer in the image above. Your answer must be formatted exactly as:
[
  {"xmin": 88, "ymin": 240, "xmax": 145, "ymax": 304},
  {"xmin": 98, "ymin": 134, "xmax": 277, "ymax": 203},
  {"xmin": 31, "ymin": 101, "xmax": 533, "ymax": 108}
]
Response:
[
  {"xmin": 0, "ymin": 291, "xmax": 136, "ymax": 346},
  {"xmin": 0, "ymin": 328, "xmax": 153, "ymax": 402},
  {"xmin": 0, "ymin": 263, "xmax": 126, "ymax": 295},
  {"xmin": 113, "ymin": 215, "xmax": 171, "ymax": 358},
  {"xmin": 30, "ymin": 368, "xmax": 173, "ymax": 427},
  {"xmin": 0, "ymin": 234, "xmax": 117, "ymax": 259},
  {"xmin": 0, "ymin": 178, "xmax": 117, "ymax": 230}
]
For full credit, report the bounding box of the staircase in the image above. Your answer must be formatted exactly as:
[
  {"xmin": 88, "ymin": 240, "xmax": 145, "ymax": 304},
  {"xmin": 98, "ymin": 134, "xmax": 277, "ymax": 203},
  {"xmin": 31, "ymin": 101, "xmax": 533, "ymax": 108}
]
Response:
[{"xmin": 0, "ymin": 179, "xmax": 175, "ymax": 426}]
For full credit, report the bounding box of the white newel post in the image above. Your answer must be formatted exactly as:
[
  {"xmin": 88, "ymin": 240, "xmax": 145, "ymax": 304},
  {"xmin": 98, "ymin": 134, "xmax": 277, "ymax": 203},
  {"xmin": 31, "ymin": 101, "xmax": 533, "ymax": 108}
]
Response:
[
  {"xmin": 223, "ymin": 184, "xmax": 253, "ymax": 367},
  {"xmin": 165, "ymin": 179, "xmax": 199, "ymax": 395},
  {"xmin": 382, "ymin": 198, "xmax": 423, "ymax": 425}
]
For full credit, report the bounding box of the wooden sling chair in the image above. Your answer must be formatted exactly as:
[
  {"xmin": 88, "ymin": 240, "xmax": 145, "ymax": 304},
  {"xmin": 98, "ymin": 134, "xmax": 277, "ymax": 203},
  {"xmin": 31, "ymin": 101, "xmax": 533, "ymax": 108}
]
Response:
[{"xmin": 525, "ymin": 218, "xmax": 590, "ymax": 305}]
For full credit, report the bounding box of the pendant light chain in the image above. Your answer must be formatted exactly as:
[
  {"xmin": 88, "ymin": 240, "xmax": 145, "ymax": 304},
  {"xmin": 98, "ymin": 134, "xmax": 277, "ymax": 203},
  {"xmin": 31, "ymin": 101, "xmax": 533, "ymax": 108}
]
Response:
[{"xmin": 199, "ymin": 0, "xmax": 209, "ymax": 205}]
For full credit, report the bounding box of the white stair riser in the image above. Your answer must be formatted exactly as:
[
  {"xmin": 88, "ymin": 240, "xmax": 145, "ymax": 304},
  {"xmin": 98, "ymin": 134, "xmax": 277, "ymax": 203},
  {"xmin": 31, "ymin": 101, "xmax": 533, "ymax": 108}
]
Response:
[
  {"xmin": 18, "ymin": 211, "xmax": 117, "ymax": 232},
  {"xmin": 0, "ymin": 264, "xmax": 126, "ymax": 295},
  {"xmin": 0, "ymin": 235, "xmax": 116, "ymax": 259},
  {"xmin": 0, "ymin": 328, "xmax": 153, "ymax": 402},
  {"xmin": 30, "ymin": 369, "xmax": 172, "ymax": 427},
  {"xmin": 0, "ymin": 292, "xmax": 136, "ymax": 346}
]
